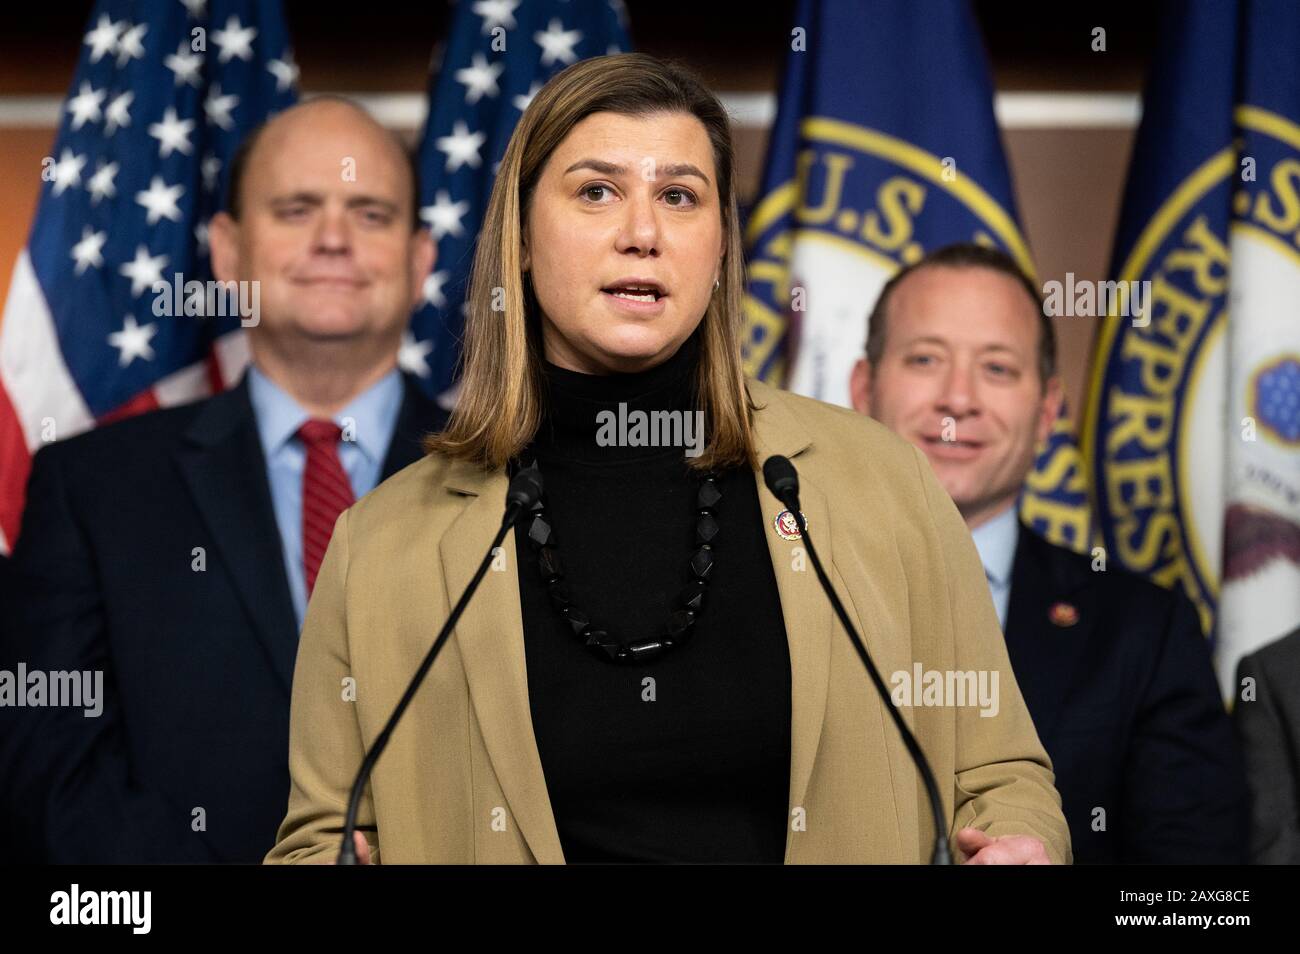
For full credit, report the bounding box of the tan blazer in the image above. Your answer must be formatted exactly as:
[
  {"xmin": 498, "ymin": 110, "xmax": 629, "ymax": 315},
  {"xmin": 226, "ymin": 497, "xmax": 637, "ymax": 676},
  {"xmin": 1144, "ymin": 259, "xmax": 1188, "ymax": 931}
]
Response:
[{"xmin": 265, "ymin": 379, "xmax": 1071, "ymax": 864}]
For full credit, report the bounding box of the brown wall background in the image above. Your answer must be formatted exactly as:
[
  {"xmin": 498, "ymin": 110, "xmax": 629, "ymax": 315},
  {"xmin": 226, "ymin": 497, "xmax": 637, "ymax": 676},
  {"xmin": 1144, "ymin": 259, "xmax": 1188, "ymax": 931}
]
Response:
[
  {"xmin": 0, "ymin": 0, "xmax": 1156, "ymax": 414},
  {"xmin": 0, "ymin": 130, "xmax": 49, "ymax": 313}
]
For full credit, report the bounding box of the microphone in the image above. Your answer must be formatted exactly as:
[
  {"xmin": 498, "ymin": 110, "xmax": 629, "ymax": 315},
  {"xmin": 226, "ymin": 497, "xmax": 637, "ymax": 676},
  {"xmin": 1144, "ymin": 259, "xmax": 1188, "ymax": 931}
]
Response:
[
  {"xmin": 762, "ymin": 454, "xmax": 799, "ymax": 502},
  {"xmin": 336, "ymin": 463, "xmax": 543, "ymax": 864},
  {"xmin": 762, "ymin": 455, "xmax": 952, "ymax": 865},
  {"xmin": 505, "ymin": 463, "xmax": 543, "ymax": 518}
]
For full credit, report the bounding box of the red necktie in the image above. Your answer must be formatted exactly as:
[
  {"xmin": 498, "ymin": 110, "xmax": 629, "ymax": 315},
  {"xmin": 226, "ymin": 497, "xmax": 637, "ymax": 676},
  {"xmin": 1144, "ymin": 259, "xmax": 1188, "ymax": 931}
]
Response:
[{"xmin": 298, "ymin": 419, "xmax": 354, "ymax": 597}]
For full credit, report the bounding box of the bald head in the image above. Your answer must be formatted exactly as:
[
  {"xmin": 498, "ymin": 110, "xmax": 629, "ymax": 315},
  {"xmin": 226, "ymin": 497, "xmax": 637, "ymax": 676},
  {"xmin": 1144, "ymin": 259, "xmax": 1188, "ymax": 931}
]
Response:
[
  {"xmin": 225, "ymin": 97, "xmax": 420, "ymax": 230},
  {"xmin": 206, "ymin": 95, "xmax": 435, "ymax": 388}
]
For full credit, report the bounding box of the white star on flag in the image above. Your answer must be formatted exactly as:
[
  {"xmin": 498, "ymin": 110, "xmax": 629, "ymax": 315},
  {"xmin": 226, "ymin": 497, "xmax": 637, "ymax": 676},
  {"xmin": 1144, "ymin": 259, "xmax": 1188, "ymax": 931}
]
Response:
[
  {"xmin": 70, "ymin": 226, "xmax": 108, "ymax": 274},
  {"xmin": 513, "ymin": 81, "xmax": 542, "ymax": 114},
  {"xmin": 436, "ymin": 120, "xmax": 486, "ymax": 173},
  {"xmin": 201, "ymin": 154, "xmax": 222, "ymax": 192},
  {"xmin": 473, "ymin": 0, "xmax": 520, "ymax": 33},
  {"xmin": 104, "ymin": 90, "xmax": 134, "ymax": 135},
  {"xmin": 212, "ymin": 16, "xmax": 257, "ymax": 63},
  {"xmin": 195, "ymin": 218, "xmax": 211, "ymax": 253},
  {"xmin": 455, "ymin": 52, "xmax": 504, "ymax": 105},
  {"xmin": 83, "ymin": 14, "xmax": 121, "ymax": 64},
  {"xmin": 399, "ymin": 331, "xmax": 435, "ymax": 377},
  {"xmin": 178, "ymin": 0, "xmax": 207, "ymax": 16},
  {"xmin": 118, "ymin": 245, "xmax": 168, "ymax": 297},
  {"xmin": 164, "ymin": 41, "xmax": 204, "ymax": 87},
  {"xmin": 66, "ymin": 82, "xmax": 106, "ymax": 131},
  {"xmin": 148, "ymin": 107, "xmax": 196, "ymax": 158},
  {"xmin": 51, "ymin": 149, "xmax": 86, "ymax": 196},
  {"xmin": 204, "ymin": 84, "xmax": 239, "ymax": 130},
  {"xmin": 116, "ymin": 22, "xmax": 148, "ymax": 68},
  {"xmin": 87, "ymin": 160, "xmax": 119, "ymax": 204},
  {"xmin": 422, "ymin": 269, "xmax": 450, "ymax": 308},
  {"xmin": 421, "ymin": 190, "xmax": 470, "ymax": 239},
  {"xmin": 135, "ymin": 175, "xmax": 185, "ymax": 225},
  {"xmin": 267, "ymin": 55, "xmax": 299, "ymax": 93},
  {"xmin": 534, "ymin": 19, "xmax": 582, "ymax": 67},
  {"xmin": 107, "ymin": 316, "xmax": 158, "ymax": 367}
]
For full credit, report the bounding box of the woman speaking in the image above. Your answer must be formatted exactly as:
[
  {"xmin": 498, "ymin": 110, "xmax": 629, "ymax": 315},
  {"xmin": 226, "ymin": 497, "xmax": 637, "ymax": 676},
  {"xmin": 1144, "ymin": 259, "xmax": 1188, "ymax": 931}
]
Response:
[{"xmin": 265, "ymin": 54, "xmax": 1069, "ymax": 865}]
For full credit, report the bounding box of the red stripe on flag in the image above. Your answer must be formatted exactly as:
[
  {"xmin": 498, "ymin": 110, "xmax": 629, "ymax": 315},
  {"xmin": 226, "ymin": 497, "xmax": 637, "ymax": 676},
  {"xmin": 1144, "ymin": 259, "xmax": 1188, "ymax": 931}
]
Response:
[
  {"xmin": 0, "ymin": 379, "xmax": 32, "ymax": 550},
  {"xmin": 99, "ymin": 388, "xmax": 161, "ymax": 426}
]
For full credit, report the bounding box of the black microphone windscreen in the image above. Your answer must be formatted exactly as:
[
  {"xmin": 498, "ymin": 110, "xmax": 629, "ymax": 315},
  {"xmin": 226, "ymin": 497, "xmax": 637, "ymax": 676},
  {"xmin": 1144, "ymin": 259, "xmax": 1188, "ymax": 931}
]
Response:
[
  {"xmin": 762, "ymin": 455, "xmax": 799, "ymax": 501},
  {"xmin": 507, "ymin": 464, "xmax": 544, "ymax": 510}
]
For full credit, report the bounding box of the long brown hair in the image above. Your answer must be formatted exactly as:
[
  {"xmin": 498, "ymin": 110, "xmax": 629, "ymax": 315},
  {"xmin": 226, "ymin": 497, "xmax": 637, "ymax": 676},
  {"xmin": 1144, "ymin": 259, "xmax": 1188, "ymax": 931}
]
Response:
[{"xmin": 425, "ymin": 53, "xmax": 757, "ymax": 472}]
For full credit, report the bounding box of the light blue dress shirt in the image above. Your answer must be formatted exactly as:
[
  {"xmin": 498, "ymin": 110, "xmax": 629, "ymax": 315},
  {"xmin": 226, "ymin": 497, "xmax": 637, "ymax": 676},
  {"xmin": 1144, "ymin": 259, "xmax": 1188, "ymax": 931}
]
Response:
[
  {"xmin": 247, "ymin": 364, "xmax": 403, "ymax": 629},
  {"xmin": 969, "ymin": 502, "xmax": 1020, "ymax": 630}
]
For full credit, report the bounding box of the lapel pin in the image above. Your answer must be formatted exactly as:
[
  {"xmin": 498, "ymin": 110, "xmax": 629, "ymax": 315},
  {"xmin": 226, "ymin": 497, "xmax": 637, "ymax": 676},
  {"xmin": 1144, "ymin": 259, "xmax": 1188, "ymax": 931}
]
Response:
[
  {"xmin": 1048, "ymin": 602, "xmax": 1080, "ymax": 627},
  {"xmin": 774, "ymin": 509, "xmax": 806, "ymax": 541}
]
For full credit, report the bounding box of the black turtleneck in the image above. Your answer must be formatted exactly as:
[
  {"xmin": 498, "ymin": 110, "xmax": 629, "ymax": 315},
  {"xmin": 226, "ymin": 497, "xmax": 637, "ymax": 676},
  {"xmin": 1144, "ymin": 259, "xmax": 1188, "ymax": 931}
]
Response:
[{"xmin": 510, "ymin": 330, "xmax": 792, "ymax": 863}]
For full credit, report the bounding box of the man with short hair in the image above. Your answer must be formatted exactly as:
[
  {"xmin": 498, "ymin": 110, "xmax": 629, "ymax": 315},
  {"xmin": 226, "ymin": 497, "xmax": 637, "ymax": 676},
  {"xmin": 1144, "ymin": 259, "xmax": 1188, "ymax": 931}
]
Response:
[
  {"xmin": 0, "ymin": 98, "xmax": 445, "ymax": 862},
  {"xmin": 850, "ymin": 242, "xmax": 1248, "ymax": 863}
]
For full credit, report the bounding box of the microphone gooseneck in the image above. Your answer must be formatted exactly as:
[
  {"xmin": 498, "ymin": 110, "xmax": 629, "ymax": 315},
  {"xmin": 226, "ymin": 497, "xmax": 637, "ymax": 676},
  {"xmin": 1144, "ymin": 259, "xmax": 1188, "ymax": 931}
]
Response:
[
  {"xmin": 762, "ymin": 454, "xmax": 953, "ymax": 865},
  {"xmin": 336, "ymin": 464, "xmax": 542, "ymax": 864}
]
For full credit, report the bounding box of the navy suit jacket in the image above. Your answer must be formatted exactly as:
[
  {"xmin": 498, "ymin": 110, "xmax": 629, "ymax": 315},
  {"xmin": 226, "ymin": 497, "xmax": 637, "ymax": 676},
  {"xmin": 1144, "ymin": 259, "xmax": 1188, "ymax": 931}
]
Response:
[
  {"xmin": 1234, "ymin": 626, "xmax": 1300, "ymax": 864},
  {"xmin": 1005, "ymin": 524, "xmax": 1249, "ymax": 864},
  {"xmin": 0, "ymin": 373, "xmax": 445, "ymax": 863}
]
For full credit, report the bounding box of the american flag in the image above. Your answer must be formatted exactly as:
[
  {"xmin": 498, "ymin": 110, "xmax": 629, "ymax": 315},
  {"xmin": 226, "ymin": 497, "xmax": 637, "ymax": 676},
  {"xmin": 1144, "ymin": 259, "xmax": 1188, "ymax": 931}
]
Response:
[
  {"xmin": 0, "ymin": 0, "xmax": 297, "ymax": 553},
  {"xmin": 405, "ymin": 0, "xmax": 630, "ymax": 405}
]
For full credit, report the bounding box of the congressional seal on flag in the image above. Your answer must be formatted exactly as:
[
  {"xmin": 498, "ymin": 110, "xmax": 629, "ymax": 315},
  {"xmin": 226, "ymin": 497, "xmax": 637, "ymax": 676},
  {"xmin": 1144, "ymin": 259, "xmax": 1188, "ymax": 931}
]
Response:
[{"xmin": 1085, "ymin": 0, "xmax": 1300, "ymax": 695}]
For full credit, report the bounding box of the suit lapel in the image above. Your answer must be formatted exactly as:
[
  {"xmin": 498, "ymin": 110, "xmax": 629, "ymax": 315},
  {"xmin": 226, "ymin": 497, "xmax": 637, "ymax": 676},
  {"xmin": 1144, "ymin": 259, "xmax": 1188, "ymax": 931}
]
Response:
[
  {"xmin": 1003, "ymin": 525, "xmax": 1097, "ymax": 741},
  {"xmin": 169, "ymin": 373, "xmax": 443, "ymax": 699},
  {"xmin": 438, "ymin": 459, "xmax": 566, "ymax": 865},
  {"xmin": 174, "ymin": 379, "xmax": 299, "ymax": 694},
  {"xmin": 748, "ymin": 382, "xmax": 833, "ymax": 837},
  {"xmin": 386, "ymin": 375, "xmax": 559, "ymax": 859}
]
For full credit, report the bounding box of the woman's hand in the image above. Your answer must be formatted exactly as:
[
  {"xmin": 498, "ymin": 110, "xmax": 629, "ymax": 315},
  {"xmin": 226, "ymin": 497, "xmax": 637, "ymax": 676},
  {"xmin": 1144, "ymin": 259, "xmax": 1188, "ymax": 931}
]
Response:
[
  {"xmin": 957, "ymin": 826, "xmax": 1051, "ymax": 864},
  {"xmin": 334, "ymin": 831, "xmax": 372, "ymax": 865}
]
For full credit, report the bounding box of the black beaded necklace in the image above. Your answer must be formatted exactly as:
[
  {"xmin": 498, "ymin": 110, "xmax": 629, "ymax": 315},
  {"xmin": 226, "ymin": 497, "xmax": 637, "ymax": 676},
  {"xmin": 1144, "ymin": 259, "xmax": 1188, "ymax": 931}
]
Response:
[{"xmin": 520, "ymin": 459, "xmax": 722, "ymax": 664}]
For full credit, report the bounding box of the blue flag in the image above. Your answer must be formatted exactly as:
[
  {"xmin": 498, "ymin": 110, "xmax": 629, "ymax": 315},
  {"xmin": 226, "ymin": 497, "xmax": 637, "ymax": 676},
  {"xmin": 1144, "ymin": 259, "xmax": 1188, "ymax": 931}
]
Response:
[
  {"xmin": 743, "ymin": 0, "xmax": 1091, "ymax": 551},
  {"xmin": 408, "ymin": 0, "xmax": 630, "ymax": 403},
  {"xmin": 0, "ymin": 0, "xmax": 297, "ymax": 552},
  {"xmin": 1084, "ymin": 0, "xmax": 1300, "ymax": 692}
]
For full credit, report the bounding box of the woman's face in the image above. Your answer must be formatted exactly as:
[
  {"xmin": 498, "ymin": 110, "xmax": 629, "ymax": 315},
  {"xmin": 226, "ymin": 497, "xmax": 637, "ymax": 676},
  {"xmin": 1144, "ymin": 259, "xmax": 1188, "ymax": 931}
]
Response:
[{"xmin": 523, "ymin": 110, "xmax": 725, "ymax": 374}]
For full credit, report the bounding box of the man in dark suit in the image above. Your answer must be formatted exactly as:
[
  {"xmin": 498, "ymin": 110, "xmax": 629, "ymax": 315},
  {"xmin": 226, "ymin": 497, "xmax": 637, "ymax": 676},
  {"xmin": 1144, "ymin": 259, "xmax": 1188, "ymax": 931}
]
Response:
[
  {"xmin": 0, "ymin": 98, "xmax": 444, "ymax": 862},
  {"xmin": 1234, "ymin": 626, "xmax": 1300, "ymax": 863},
  {"xmin": 850, "ymin": 242, "xmax": 1248, "ymax": 863}
]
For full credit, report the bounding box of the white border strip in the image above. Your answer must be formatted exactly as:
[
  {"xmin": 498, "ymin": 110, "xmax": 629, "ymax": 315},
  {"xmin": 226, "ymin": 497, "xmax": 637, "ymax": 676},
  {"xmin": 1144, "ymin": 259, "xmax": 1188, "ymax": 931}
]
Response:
[
  {"xmin": 994, "ymin": 91, "xmax": 1141, "ymax": 129},
  {"xmin": 0, "ymin": 91, "xmax": 1141, "ymax": 131}
]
